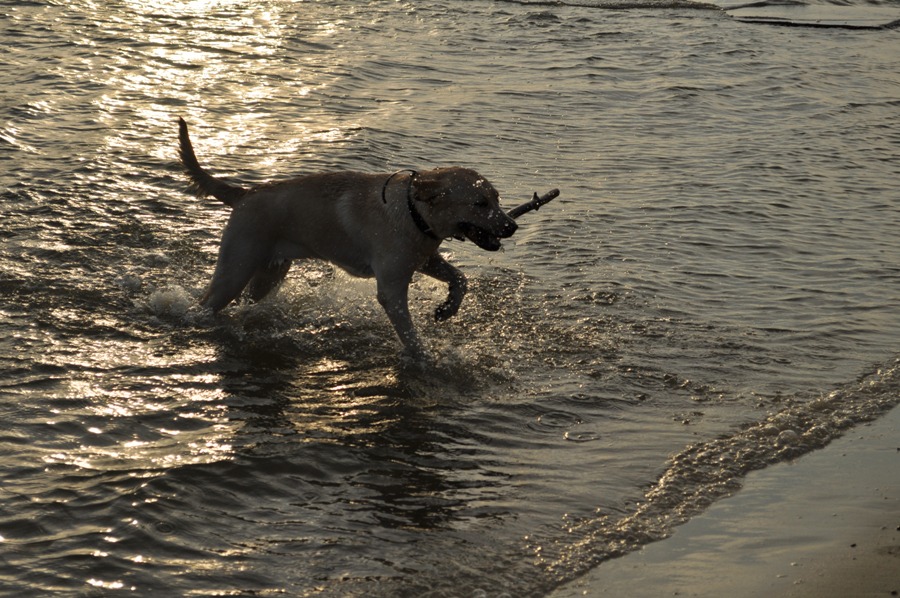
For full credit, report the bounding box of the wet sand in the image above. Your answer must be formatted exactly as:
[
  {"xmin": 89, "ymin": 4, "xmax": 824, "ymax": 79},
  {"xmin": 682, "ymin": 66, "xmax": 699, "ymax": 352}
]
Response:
[{"xmin": 549, "ymin": 404, "xmax": 900, "ymax": 598}]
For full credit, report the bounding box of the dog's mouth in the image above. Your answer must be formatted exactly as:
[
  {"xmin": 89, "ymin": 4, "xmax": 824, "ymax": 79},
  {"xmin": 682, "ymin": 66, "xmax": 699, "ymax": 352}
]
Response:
[{"xmin": 459, "ymin": 222, "xmax": 512, "ymax": 251}]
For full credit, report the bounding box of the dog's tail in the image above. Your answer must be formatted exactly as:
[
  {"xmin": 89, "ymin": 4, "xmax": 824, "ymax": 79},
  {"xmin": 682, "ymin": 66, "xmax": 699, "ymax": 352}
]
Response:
[{"xmin": 177, "ymin": 117, "xmax": 247, "ymax": 207}]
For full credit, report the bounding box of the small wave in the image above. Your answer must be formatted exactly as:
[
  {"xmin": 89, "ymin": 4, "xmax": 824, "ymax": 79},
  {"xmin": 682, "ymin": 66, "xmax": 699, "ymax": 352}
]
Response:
[
  {"xmin": 504, "ymin": 0, "xmax": 720, "ymax": 10},
  {"xmin": 726, "ymin": 2, "xmax": 900, "ymax": 28},
  {"xmin": 503, "ymin": 0, "xmax": 900, "ymax": 28},
  {"xmin": 541, "ymin": 357, "xmax": 900, "ymax": 586}
]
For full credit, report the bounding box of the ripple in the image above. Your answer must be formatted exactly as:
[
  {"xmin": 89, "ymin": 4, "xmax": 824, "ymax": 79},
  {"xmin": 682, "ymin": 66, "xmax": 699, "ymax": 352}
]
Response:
[
  {"xmin": 526, "ymin": 410, "xmax": 583, "ymax": 433},
  {"xmin": 564, "ymin": 430, "xmax": 601, "ymax": 443}
]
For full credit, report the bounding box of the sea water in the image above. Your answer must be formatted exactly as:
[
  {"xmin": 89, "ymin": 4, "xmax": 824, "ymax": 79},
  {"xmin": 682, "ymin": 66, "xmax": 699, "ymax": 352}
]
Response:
[{"xmin": 1, "ymin": 0, "xmax": 898, "ymax": 595}]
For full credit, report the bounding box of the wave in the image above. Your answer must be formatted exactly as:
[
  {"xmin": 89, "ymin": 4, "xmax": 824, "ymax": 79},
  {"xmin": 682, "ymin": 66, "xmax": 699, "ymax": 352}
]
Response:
[
  {"xmin": 540, "ymin": 357, "xmax": 900, "ymax": 586},
  {"xmin": 502, "ymin": 0, "xmax": 900, "ymax": 28}
]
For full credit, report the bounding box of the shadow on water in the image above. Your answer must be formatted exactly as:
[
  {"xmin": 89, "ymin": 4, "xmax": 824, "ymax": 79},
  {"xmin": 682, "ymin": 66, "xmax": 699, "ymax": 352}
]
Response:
[{"xmin": 96, "ymin": 296, "xmax": 525, "ymax": 594}]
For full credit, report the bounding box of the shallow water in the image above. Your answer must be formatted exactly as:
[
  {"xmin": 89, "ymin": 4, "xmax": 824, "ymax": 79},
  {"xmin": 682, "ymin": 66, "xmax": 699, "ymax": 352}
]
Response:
[{"xmin": 1, "ymin": 0, "xmax": 899, "ymax": 596}]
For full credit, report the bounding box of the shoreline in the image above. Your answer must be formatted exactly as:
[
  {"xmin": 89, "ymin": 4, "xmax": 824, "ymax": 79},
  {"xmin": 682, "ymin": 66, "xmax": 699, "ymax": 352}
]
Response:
[{"xmin": 549, "ymin": 404, "xmax": 900, "ymax": 597}]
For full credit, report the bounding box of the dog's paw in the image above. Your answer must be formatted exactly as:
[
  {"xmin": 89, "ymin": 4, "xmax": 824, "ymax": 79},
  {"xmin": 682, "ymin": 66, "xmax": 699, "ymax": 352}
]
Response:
[
  {"xmin": 434, "ymin": 301, "xmax": 459, "ymax": 322},
  {"xmin": 400, "ymin": 345, "xmax": 434, "ymax": 369}
]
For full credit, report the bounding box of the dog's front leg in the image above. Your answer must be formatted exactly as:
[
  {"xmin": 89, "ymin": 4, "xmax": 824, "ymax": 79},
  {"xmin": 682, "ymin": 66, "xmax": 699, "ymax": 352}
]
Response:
[
  {"xmin": 419, "ymin": 253, "xmax": 467, "ymax": 322},
  {"xmin": 376, "ymin": 275, "xmax": 425, "ymax": 356}
]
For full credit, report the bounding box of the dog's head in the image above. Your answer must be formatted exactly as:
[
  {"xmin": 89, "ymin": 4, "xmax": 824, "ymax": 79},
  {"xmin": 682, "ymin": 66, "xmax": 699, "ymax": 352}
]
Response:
[{"xmin": 412, "ymin": 168, "xmax": 517, "ymax": 251}]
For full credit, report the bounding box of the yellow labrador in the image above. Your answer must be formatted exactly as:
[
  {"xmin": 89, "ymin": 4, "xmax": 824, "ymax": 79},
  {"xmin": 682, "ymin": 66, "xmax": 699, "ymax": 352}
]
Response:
[{"xmin": 177, "ymin": 118, "xmax": 518, "ymax": 355}]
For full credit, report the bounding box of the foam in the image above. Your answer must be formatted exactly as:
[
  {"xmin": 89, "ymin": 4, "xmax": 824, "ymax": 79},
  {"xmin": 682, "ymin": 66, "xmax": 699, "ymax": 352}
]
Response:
[
  {"xmin": 725, "ymin": 4, "xmax": 900, "ymax": 29},
  {"xmin": 147, "ymin": 285, "xmax": 194, "ymax": 318}
]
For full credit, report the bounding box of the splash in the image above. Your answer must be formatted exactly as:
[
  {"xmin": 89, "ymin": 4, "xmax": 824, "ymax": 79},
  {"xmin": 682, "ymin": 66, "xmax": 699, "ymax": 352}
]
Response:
[{"xmin": 147, "ymin": 285, "xmax": 195, "ymax": 318}]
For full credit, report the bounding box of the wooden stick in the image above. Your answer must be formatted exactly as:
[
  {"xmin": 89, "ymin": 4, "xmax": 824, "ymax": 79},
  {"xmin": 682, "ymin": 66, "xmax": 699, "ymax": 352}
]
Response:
[{"xmin": 506, "ymin": 188, "xmax": 560, "ymax": 220}]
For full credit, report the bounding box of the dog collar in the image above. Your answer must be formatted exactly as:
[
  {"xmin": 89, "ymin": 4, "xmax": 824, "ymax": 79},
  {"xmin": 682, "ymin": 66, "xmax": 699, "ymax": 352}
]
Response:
[{"xmin": 382, "ymin": 170, "xmax": 439, "ymax": 241}]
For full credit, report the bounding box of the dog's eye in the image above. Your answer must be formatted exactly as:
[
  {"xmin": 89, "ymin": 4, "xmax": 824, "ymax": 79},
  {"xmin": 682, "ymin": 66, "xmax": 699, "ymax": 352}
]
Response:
[{"xmin": 474, "ymin": 199, "xmax": 489, "ymax": 208}]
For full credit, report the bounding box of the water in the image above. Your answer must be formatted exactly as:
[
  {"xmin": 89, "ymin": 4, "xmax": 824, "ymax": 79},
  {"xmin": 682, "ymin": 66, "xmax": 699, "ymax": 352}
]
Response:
[{"xmin": 1, "ymin": 0, "xmax": 898, "ymax": 596}]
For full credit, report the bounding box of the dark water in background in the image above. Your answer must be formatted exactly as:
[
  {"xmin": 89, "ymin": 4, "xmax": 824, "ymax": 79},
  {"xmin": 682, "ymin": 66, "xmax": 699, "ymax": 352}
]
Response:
[{"xmin": 1, "ymin": 0, "xmax": 899, "ymax": 595}]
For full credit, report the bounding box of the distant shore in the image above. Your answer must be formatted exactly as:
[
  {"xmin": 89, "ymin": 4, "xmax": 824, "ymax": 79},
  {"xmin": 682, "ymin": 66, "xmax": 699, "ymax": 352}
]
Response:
[{"xmin": 549, "ymin": 403, "xmax": 900, "ymax": 598}]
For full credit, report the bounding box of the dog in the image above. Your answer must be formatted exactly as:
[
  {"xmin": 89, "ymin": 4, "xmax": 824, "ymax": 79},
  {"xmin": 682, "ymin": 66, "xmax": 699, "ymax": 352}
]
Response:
[{"xmin": 177, "ymin": 117, "xmax": 518, "ymax": 355}]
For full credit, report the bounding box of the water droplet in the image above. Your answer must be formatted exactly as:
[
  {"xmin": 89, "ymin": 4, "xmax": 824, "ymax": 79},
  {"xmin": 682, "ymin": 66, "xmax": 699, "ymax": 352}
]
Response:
[{"xmin": 564, "ymin": 430, "xmax": 600, "ymax": 443}]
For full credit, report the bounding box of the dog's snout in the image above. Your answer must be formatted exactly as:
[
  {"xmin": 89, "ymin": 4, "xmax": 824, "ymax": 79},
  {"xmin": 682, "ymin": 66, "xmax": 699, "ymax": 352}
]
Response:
[
  {"xmin": 491, "ymin": 209, "xmax": 518, "ymax": 237},
  {"xmin": 501, "ymin": 217, "xmax": 518, "ymax": 238}
]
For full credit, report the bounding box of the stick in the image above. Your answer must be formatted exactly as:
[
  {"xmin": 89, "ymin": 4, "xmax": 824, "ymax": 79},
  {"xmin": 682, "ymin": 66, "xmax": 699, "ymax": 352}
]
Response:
[{"xmin": 506, "ymin": 188, "xmax": 560, "ymax": 220}]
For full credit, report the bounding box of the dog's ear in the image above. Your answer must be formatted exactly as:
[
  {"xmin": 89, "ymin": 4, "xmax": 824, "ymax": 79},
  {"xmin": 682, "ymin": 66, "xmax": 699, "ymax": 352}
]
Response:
[{"xmin": 411, "ymin": 171, "xmax": 447, "ymax": 204}]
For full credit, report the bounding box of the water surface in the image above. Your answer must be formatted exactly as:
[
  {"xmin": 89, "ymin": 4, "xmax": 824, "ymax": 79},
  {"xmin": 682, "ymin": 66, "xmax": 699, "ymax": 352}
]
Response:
[{"xmin": 1, "ymin": 1, "xmax": 898, "ymax": 595}]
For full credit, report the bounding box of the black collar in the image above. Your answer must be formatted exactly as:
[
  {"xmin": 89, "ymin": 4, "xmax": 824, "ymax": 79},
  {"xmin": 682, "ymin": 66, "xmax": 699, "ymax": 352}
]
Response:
[{"xmin": 381, "ymin": 170, "xmax": 439, "ymax": 240}]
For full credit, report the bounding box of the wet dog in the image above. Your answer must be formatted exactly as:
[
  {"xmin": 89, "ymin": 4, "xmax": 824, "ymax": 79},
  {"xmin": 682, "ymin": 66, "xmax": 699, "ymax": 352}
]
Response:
[{"xmin": 177, "ymin": 118, "xmax": 517, "ymax": 356}]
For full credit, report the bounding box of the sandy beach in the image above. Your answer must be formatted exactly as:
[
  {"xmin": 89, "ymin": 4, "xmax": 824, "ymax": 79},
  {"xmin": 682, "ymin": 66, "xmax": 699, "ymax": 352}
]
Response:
[{"xmin": 550, "ymin": 404, "xmax": 900, "ymax": 598}]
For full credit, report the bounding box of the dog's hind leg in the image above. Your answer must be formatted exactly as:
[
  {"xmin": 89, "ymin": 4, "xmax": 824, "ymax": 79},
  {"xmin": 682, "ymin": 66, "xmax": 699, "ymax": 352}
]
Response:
[
  {"xmin": 247, "ymin": 260, "xmax": 292, "ymax": 303},
  {"xmin": 201, "ymin": 272, "xmax": 254, "ymax": 313},
  {"xmin": 200, "ymin": 243, "xmax": 269, "ymax": 313},
  {"xmin": 419, "ymin": 253, "xmax": 468, "ymax": 322},
  {"xmin": 201, "ymin": 265, "xmax": 258, "ymax": 312}
]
